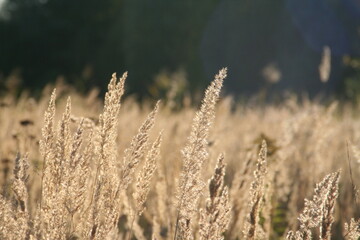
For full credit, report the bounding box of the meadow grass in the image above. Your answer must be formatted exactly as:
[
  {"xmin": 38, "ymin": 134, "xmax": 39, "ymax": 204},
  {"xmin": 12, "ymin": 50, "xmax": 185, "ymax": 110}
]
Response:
[{"xmin": 0, "ymin": 69, "xmax": 360, "ymax": 239}]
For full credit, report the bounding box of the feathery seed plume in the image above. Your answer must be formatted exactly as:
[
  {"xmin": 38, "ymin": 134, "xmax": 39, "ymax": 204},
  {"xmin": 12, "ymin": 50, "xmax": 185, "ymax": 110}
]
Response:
[
  {"xmin": 287, "ymin": 170, "xmax": 341, "ymax": 240},
  {"xmin": 119, "ymin": 101, "xmax": 160, "ymax": 193},
  {"xmin": 199, "ymin": 153, "xmax": 231, "ymax": 240},
  {"xmin": 133, "ymin": 131, "xmax": 162, "ymax": 216},
  {"xmin": 243, "ymin": 140, "xmax": 268, "ymax": 240},
  {"xmin": 85, "ymin": 72, "xmax": 127, "ymax": 239},
  {"xmin": 344, "ymin": 218, "xmax": 360, "ymax": 240},
  {"xmin": 174, "ymin": 68, "xmax": 227, "ymax": 240}
]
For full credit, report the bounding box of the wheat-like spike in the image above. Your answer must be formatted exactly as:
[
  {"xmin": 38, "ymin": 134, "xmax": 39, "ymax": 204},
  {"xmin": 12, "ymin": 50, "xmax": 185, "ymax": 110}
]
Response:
[
  {"xmin": 77, "ymin": 129, "xmax": 96, "ymax": 238},
  {"xmin": 11, "ymin": 153, "xmax": 30, "ymax": 239},
  {"xmin": 55, "ymin": 96, "xmax": 72, "ymax": 186},
  {"xmin": 0, "ymin": 153, "xmax": 31, "ymax": 240},
  {"xmin": 13, "ymin": 153, "xmax": 29, "ymax": 212},
  {"xmin": 320, "ymin": 170, "xmax": 341, "ymax": 240},
  {"xmin": 127, "ymin": 132, "xmax": 162, "ymax": 240},
  {"xmin": 64, "ymin": 119, "xmax": 90, "ymax": 236},
  {"xmin": 174, "ymin": 68, "xmax": 227, "ymax": 240},
  {"xmin": 344, "ymin": 218, "xmax": 360, "ymax": 240},
  {"xmin": 120, "ymin": 102, "xmax": 160, "ymax": 240},
  {"xmin": 133, "ymin": 131, "xmax": 162, "ymax": 216},
  {"xmin": 97, "ymin": 72, "xmax": 126, "ymax": 176},
  {"xmin": 178, "ymin": 218, "xmax": 193, "ymax": 240},
  {"xmin": 39, "ymin": 89, "xmax": 56, "ymax": 206},
  {"xmin": 40, "ymin": 95, "xmax": 73, "ymax": 240},
  {"xmin": 39, "ymin": 89, "xmax": 56, "ymax": 164},
  {"xmin": 286, "ymin": 170, "xmax": 341, "ymax": 240},
  {"xmin": 119, "ymin": 100, "xmax": 160, "ymax": 192},
  {"xmin": 199, "ymin": 153, "xmax": 231, "ymax": 240},
  {"xmin": 85, "ymin": 72, "xmax": 127, "ymax": 240},
  {"xmin": 286, "ymin": 230, "xmax": 304, "ymax": 240},
  {"xmin": 0, "ymin": 195, "xmax": 18, "ymax": 239},
  {"xmin": 243, "ymin": 140, "xmax": 268, "ymax": 240},
  {"xmin": 38, "ymin": 89, "xmax": 64, "ymax": 239}
]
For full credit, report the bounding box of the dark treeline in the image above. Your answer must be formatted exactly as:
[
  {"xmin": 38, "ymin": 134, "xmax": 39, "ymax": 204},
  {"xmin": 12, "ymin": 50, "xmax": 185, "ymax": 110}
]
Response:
[
  {"xmin": 0, "ymin": 0, "xmax": 219, "ymax": 97},
  {"xmin": 1, "ymin": 0, "xmax": 360, "ymax": 100}
]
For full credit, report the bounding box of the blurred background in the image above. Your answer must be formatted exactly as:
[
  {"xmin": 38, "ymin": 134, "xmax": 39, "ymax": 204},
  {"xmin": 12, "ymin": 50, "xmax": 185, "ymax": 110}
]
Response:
[{"xmin": 1, "ymin": 0, "xmax": 360, "ymax": 101}]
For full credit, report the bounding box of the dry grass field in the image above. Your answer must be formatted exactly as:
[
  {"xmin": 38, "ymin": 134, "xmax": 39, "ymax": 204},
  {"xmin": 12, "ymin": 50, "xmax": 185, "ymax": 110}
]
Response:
[{"xmin": 1, "ymin": 69, "xmax": 360, "ymax": 239}]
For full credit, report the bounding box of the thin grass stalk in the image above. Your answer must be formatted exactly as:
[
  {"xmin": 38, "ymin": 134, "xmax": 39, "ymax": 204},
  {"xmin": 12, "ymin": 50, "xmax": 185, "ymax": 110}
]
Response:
[
  {"xmin": 243, "ymin": 140, "xmax": 268, "ymax": 240},
  {"xmin": 174, "ymin": 68, "xmax": 226, "ymax": 240}
]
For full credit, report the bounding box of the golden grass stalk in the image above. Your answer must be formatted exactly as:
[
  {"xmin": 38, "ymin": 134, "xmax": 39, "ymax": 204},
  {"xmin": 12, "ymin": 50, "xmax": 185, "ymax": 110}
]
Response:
[
  {"xmin": 12, "ymin": 153, "xmax": 29, "ymax": 214},
  {"xmin": 344, "ymin": 218, "xmax": 360, "ymax": 240},
  {"xmin": 0, "ymin": 195, "xmax": 18, "ymax": 239},
  {"xmin": 55, "ymin": 97, "xmax": 72, "ymax": 187},
  {"xmin": 286, "ymin": 170, "xmax": 341, "ymax": 240},
  {"xmin": 127, "ymin": 132, "xmax": 162, "ymax": 240},
  {"xmin": 119, "ymin": 101, "xmax": 160, "ymax": 192},
  {"xmin": 319, "ymin": 170, "xmax": 340, "ymax": 240},
  {"xmin": 199, "ymin": 153, "xmax": 231, "ymax": 240},
  {"xmin": 174, "ymin": 68, "xmax": 227, "ymax": 240},
  {"xmin": 0, "ymin": 154, "xmax": 31, "ymax": 240},
  {"xmin": 85, "ymin": 72, "xmax": 127, "ymax": 239},
  {"xmin": 38, "ymin": 90, "xmax": 72, "ymax": 239},
  {"xmin": 63, "ymin": 119, "xmax": 92, "ymax": 238},
  {"xmin": 243, "ymin": 140, "xmax": 268, "ymax": 240},
  {"xmin": 8, "ymin": 153, "xmax": 30, "ymax": 239},
  {"xmin": 39, "ymin": 89, "xmax": 56, "ymax": 209},
  {"xmin": 133, "ymin": 131, "xmax": 162, "ymax": 216}
]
